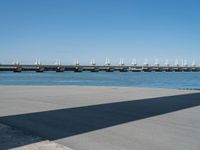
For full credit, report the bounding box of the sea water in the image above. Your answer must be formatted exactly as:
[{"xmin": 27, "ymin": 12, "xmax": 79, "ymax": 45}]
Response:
[{"xmin": 0, "ymin": 72, "xmax": 200, "ymax": 89}]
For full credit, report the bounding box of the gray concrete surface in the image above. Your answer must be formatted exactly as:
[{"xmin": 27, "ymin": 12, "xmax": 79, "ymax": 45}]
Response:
[
  {"xmin": 0, "ymin": 123, "xmax": 72, "ymax": 150},
  {"xmin": 0, "ymin": 86, "xmax": 200, "ymax": 150}
]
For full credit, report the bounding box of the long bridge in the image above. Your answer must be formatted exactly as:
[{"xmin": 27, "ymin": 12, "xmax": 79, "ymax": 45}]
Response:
[{"xmin": 0, "ymin": 64, "xmax": 200, "ymax": 72}]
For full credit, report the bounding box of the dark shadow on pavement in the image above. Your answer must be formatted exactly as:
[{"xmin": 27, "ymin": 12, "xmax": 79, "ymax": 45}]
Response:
[{"xmin": 0, "ymin": 93, "xmax": 200, "ymax": 149}]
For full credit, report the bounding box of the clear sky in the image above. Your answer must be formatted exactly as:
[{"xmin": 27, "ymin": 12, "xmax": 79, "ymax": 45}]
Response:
[{"xmin": 0, "ymin": 0, "xmax": 200, "ymax": 65}]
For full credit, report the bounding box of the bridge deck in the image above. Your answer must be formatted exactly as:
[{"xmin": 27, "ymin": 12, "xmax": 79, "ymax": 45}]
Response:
[{"xmin": 0, "ymin": 64, "xmax": 199, "ymax": 72}]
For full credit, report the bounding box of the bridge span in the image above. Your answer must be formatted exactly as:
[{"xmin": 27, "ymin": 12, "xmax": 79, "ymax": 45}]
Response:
[{"xmin": 0, "ymin": 64, "xmax": 200, "ymax": 72}]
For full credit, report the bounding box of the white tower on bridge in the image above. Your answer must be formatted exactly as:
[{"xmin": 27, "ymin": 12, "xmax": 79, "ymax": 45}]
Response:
[
  {"xmin": 192, "ymin": 60, "xmax": 196, "ymax": 67},
  {"xmin": 34, "ymin": 59, "xmax": 37, "ymax": 65},
  {"xmin": 105, "ymin": 58, "xmax": 111, "ymax": 66},
  {"xmin": 12, "ymin": 59, "xmax": 20, "ymax": 65},
  {"xmin": 34, "ymin": 58, "xmax": 41, "ymax": 65},
  {"xmin": 131, "ymin": 59, "xmax": 137, "ymax": 66},
  {"xmin": 119, "ymin": 58, "xmax": 124, "ymax": 66},
  {"xmin": 74, "ymin": 58, "xmax": 79, "ymax": 66},
  {"xmin": 55, "ymin": 59, "xmax": 61, "ymax": 65},
  {"xmin": 90, "ymin": 58, "xmax": 96, "ymax": 66}
]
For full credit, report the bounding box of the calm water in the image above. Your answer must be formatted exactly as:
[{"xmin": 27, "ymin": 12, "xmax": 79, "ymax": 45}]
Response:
[{"xmin": 0, "ymin": 72, "xmax": 200, "ymax": 89}]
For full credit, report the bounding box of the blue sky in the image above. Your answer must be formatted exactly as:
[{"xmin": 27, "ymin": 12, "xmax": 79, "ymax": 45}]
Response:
[{"xmin": 0, "ymin": 0, "xmax": 200, "ymax": 65}]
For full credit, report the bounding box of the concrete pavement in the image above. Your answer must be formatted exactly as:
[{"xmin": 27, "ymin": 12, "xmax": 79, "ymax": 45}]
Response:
[{"xmin": 0, "ymin": 86, "xmax": 200, "ymax": 150}]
